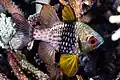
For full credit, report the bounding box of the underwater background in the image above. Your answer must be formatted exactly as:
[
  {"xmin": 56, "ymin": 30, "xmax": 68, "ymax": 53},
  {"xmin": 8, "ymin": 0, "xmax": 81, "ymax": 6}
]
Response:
[{"xmin": 0, "ymin": 0, "xmax": 120, "ymax": 80}]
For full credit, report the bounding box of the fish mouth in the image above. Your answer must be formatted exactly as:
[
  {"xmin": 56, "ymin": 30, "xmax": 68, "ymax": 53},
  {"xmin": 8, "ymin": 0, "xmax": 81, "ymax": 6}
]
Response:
[
  {"xmin": 92, "ymin": 31, "xmax": 104, "ymax": 49},
  {"xmin": 96, "ymin": 40, "xmax": 104, "ymax": 48},
  {"xmin": 96, "ymin": 36, "xmax": 104, "ymax": 48}
]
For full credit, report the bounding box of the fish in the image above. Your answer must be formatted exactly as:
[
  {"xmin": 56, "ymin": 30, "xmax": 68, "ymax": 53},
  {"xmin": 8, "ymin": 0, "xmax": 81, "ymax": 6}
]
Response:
[
  {"xmin": 32, "ymin": 3, "xmax": 104, "ymax": 77},
  {"xmin": 33, "ymin": 21, "xmax": 103, "ymax": 54},
  {"xmin": 33, "ymin": 4, "xmax": 104, "ymax": 54}
]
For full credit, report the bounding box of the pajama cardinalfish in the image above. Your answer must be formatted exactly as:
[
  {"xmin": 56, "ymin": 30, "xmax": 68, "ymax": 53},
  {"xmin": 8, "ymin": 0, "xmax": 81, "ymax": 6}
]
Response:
[
  {"xmin": 33, "ymin": 4, "xmax": 104, "ymax": 54},
  {"xmin": 32, "ymin": 3, "xmax": 104, "ymax": 77}
]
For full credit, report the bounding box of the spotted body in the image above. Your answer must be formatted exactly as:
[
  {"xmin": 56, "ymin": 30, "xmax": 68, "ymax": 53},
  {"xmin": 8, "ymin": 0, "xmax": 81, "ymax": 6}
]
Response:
[{"xmin": 33, "ymin": 21, "xmax": 104, "ymax": 54}]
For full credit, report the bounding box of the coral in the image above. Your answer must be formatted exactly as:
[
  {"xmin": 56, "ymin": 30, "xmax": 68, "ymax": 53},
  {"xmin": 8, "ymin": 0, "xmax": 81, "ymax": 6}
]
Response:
[{"xmin": 0, "ymin": 13, "xmax": 16, "ymax": 49}]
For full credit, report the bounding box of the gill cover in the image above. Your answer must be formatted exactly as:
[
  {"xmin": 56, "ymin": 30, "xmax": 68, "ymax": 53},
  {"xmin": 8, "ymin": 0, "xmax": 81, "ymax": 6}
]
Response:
[{"xmin": 59, "ymin": 54, "xmax": 78, "ymax": 77}]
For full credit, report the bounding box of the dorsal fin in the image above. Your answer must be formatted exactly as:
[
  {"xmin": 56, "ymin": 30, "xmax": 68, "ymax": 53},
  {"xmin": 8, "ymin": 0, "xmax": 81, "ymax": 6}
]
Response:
[
  {"xmin": 62, "ymin": 4, "xmax": 76, "ymax": 21},
  {"xmin": 32, "ymin": 2, "xmax": 60, "ymax": 28}
]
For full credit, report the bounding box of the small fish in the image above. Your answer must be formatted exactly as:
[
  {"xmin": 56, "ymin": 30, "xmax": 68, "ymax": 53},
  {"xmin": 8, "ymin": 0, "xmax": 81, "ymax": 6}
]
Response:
[
  {"xmin": 33, "ymin": 4, "xmax": 104, "ymax": 54},
  {"xmin": 32, "ymin": 3, "xmax": 104, "ymax": 77},
  {"xmin": 33, "ymin": 21, "xmax": 103, "ymax": 54}
]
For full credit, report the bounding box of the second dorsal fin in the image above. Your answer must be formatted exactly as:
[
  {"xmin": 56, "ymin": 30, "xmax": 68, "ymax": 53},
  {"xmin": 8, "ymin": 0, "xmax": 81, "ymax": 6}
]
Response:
[{"xmin": 62, "ymin": 4, "xmax": 76, "ymax": 21}]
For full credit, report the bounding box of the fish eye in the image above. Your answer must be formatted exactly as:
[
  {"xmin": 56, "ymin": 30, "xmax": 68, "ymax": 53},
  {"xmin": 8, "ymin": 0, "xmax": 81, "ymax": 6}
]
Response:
[{"xmin": 87, "ymin": 36, "xmax": 97, "ymax": 47}]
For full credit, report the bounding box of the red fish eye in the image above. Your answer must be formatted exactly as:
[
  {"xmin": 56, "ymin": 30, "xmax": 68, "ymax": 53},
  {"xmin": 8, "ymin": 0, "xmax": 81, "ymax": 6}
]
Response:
[{"xmin": 88, "ymin": 36, "xmax": 97, "ymax": 46}]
